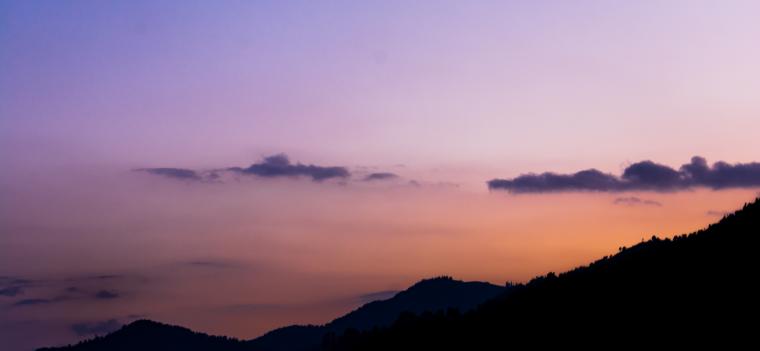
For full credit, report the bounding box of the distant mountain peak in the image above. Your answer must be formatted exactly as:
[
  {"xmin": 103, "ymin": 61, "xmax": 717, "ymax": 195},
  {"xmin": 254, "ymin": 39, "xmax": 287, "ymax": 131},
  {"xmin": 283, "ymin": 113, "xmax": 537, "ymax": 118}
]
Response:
[{"xmin": 408, "ymin": 276, "xmax": 456, "ymax": 287}]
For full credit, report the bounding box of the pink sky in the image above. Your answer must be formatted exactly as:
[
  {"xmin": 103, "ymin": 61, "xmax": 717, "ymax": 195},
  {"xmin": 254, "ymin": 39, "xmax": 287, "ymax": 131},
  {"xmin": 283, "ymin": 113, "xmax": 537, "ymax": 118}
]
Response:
[{"xmin": 2, "ymin": 1, "xmax": 760, "ymax": 350}]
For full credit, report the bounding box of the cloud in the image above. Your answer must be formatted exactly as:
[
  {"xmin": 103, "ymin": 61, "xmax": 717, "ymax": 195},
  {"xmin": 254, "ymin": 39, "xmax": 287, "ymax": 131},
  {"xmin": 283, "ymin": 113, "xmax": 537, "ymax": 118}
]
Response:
[
  {"xmin": 230, "ymin": 154, "xmax": 350, "ymax": 181},
  {"xmin": 0, "ymin": 276, "xmax": 32, "ymax": 286},
  {"xmin": 0, "ymin": 286, "xmax": 23, "ymax": 297},
  {"xmin": 622, "ymin": 161, "xmax": 683, "ymax": 190},
  {"xmin": 680, "ymin": 156, "xmax": 760, "ymax": 189},
  {"xmin": 187, "ymin": 260, "xmax": 230, "ymax": 267},
  {"xmin": 183, "ymin": 259, "xmax": 243, "ymax": 270},
  {"xmin": 488, "ymin": 156, "xmax": 760, "ymax": 193},
  {"xmin": 71, "ymin": 319, "xmax": 122, "ymax": 337},
  {"xmin": 613, "ymin": 197, "xmax": 662, "ymax": 207},
  {"xmin": 10, "ymin": 285, "xmax": 123, "ymax": 307},
  {"xmin": 488, "ymin": 169, "xmax": 621, "ymax": 193},
  {"xmin": 94, "ymin": 290, "xmax": 119, "ymax": 299},
  {"xmin": 12, "ymin": 293, "xmax": 76, "ymax": 306},
  {"xmin": 138, "ymin": 154, "xmax": 350, "ymax": 183},
  {"xmin": 13, "ymin": 298, "xmax": 53, "ymax": 306},
  {"xmin": 135, "ymin": 168, "xmax": 202, "ymax": 181},
  {"xmin": 363, "ymin": 172, "xmax": 399, "ymax": 181},
  {"xmin": 64, "ymin": 274, "xmax": 124, "ymax": 282},
  {"xmin": 706, "ymin": 210, "xmax": 729, "ymax": 217}
]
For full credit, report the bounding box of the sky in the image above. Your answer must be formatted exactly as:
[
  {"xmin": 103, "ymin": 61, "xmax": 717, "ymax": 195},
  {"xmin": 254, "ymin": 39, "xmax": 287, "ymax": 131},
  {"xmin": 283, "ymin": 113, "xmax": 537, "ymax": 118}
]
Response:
[{"xmin": 2, "ymin": 1, "xmax": 760, "ymax": 350}]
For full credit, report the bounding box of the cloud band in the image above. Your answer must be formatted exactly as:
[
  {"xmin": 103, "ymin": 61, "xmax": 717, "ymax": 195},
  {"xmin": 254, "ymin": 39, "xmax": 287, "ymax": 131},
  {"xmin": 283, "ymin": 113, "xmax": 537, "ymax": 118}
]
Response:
[{"xmin": 488, "ymin": 157, "xmax": 760, "ymax": 193}]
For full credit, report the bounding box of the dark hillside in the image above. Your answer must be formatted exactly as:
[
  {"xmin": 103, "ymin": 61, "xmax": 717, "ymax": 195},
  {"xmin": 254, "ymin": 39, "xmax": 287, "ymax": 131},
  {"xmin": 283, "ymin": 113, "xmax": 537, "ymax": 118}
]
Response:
[{"xmin": 325, "ymin": 198, "xmax": 760, "ymax": 350}]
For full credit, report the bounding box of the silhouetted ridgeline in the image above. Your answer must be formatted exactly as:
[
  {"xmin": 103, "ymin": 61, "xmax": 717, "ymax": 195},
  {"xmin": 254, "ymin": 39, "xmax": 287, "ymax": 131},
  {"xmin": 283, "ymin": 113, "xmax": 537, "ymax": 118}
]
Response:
[
  {"xmin": 325, "ymin": 198, "xmax": 760, "ymax": 350},
  {"xmin": 39, "ymin": 277, "xmax": 505, "ymax": 351},
  {"xmin": 39, "ymin": 198, "xmax": 760, "ymax": 350},
  {"xmin": 247, "ymin": 277, "xmax": 504, "ymax": 351},
  {"xmin": 38, "ymin": 320, "xmax": 249, "ymax": 351}
]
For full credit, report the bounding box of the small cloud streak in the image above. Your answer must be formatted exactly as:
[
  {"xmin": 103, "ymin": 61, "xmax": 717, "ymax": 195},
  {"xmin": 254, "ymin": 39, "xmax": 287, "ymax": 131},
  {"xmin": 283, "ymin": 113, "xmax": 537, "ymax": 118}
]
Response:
[
  {"xmin": 13, "ymin": 298, "xmax": 54, "ymax": 306},
  {"xmin": 363, "ymin": 172, "xmax": 399, "ymax": 181},
  {"xmin": 488, "ymin": 156, "xmax": 760, "ymax": 193},
  {"xmin": 71, "ymin": 319, "xmax": 122, "ymax": 337},
  {"xmin": 706, "ymin": 210, "xmax": 730, "ymax": 217},
  {"xmin": 0, "ymin": 286, "xmax": 24, "ymax": 297},
  {"xmin": 135, "ymin": 168, "xmax": 202, "ymax": 181},
  {"xmin": 613, "ymin": 196, "xmax": 662, "ymax": 207},
  {"xmin": 94, "ymin": 290, "xmax": 119, "ymax": 299},
  {"xmin": 184, "ymin": 259, "xmax": 241, "ymax": 269}
]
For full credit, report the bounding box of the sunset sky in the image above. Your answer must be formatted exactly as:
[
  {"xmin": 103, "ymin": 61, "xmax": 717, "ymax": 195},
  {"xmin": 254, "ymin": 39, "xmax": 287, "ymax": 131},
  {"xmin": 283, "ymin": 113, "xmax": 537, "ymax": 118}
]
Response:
[{"xmin": 2, "ymin": 1, "xmax": 760, "ymax": 350}]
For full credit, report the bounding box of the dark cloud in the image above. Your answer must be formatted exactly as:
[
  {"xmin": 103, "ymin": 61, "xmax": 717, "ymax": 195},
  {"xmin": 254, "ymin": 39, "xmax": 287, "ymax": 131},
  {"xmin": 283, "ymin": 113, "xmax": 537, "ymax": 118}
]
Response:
[
  {"xmin": 613, "ymin": 197, "xmax": 662, "ymax": 207},
  {"xmin": 0, "ymin": 277, "xmax": 32, "ymax": 285},
  {"xmin": 184, "ymin": 259, "xmax": 243, "ymax": 269},
  {"xmin": 488, "ymin": 169, "xmax": 622, "ymax": 193},
  {"xmin": 71, "ymin": 319, "xmax": 122, "ymax": 337},
  {"xmin": 12, "ymin": 293, "xmax": 75, "ymax": 306},
  {"xmin": 139, "ymin": 154, "xmax": 350, "ymax": 183},
  {"xmin": 13, "ymin": 298, "xmax": 52, "ymax": 306},
  {"xmin": 187, "ymin": 260, "xmax": 229, "ymax": 267},
  {"xmin": 622, "ymin": 161, "xmax": 684, "ymax": 190},
  {"xmin": 10, "ymin": 286, "xmax": 122, "ymax": 307},
  {"xmin": 363, "ymin": 172, "xmax": 399, "ymax": 181},
  {"xmin": 680, "ymin": 156, "xmax": 760, "ymax": 189},
  {"xmin": 94, "ymin": 290, "xmax": 119, "ymax": 299},
  {"xmin": 231, "ymin": 154, "xmax": 350, "ymax": 181},
  {"xmin": 0, "ymin": 286, "xmax": 23, "ymax": 297},
  {"xmin": 488, "ymin": 156, "xmax": 760, "ymax": 193},
  {"xmin": 135, "ymin": 168, "xmax": 201, "ymax": 181},
  {"xmin": 64, "ymin": 274, "xmax": 124, "ymax": 282}
]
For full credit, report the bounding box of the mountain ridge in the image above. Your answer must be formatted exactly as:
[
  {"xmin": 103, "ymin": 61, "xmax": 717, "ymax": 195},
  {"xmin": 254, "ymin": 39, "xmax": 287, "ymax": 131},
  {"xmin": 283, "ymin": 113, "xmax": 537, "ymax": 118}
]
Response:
[
  {"xmin": 246, "ymin": 277, "xmax": 504, "ymax": 351},
  {"xmin": 324, "ymin": 197, "xmax": 760, "ymax": 349},
  {"xmin": 39, "ymin": 277, "xmax": 506, "ymax": 351}
]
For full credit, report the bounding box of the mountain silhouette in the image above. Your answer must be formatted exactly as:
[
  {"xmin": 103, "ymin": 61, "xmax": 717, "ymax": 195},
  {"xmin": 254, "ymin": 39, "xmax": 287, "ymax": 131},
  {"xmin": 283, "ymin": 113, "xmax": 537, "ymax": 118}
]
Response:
[
  {"xmin": 39, "ymin": 278, "xmax": 505, "ymax": 351},
  {"xmin": 247, "ymin": 277, "xmax": 505, "ymax": 351},
  {"xmin": 38, "ymin": 320, "xmax": 249, "ymax": 351},
  {"xmin": 324, "ymin": 197, "xmax": 760, "ymax": 350}
]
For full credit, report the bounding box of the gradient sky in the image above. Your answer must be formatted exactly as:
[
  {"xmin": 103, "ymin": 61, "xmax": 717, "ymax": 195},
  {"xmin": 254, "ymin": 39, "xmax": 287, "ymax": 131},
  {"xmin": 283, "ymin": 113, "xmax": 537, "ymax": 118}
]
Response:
[{"xmin": 2, "ymin": 1, "xmax": 760, "ymax": 350}]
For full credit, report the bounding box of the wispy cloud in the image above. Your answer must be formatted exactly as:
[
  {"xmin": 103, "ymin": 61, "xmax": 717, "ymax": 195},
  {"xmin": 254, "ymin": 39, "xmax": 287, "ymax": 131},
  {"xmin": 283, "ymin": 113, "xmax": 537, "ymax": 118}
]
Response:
[
  {"xmin": 13, "ymin": 298, "xmax": 58, "ymax": 306},
  {"xmin": 93, "ymin": 290, "xmax": 119, "ymax": 300},
  {"xmin": 706, "ymin": 210, "xmax": 729, "ymax": 217},
  {"xmin": 184, "ymin": 259, "xmax": 242, "ymax": 269},
  {"xmin": 0, "ymin": 286, "xmax": 23, "ymax": 297},
  {"xmin": 362, "ymin": 172, "xmax": 399, "ymax": 181},
  {"xmin": 10, "ymin": 285, "xmax": 124, "ymax": 307},
  {"xmin": 135, "ymin": 168, "xmax": 202, "ymax": 181},
  {"xmin": 613, "ymin": 196, "xmax": 662, "ymax": 207},
  {"xmin": 71, "ymin": 319, "xmax": 122, "ymax": 337}
]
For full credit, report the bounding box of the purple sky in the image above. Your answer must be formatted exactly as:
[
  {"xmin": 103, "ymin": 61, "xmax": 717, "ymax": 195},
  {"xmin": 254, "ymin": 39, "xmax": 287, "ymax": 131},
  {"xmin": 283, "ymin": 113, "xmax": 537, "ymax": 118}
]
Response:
[{"xmin": 2, "ymin": 1, "xmax": 760, "ymax": 350}]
